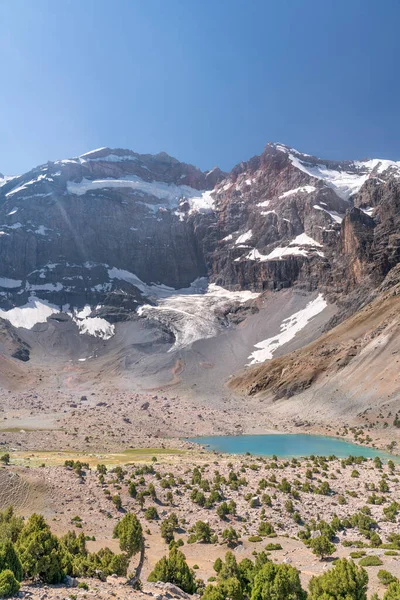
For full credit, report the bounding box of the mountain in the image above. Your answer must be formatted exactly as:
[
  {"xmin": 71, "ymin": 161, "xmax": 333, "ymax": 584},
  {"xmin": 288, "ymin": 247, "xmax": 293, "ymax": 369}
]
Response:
[{"xmin": 0, "ymin": 142, "xmax": 400, "ymax": 425}]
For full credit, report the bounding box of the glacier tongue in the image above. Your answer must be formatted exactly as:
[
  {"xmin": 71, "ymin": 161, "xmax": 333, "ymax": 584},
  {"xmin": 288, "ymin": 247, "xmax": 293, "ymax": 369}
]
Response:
[{"xmin": 138, "ymin": 284, "xmax": 258, "ymax": 351}]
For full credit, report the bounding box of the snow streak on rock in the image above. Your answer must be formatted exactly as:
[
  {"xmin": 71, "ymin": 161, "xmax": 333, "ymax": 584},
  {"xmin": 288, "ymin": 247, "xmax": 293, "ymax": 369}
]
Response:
[{"xmin": 247, "ymin": 294, "xmax": 327, "ymax": 365}]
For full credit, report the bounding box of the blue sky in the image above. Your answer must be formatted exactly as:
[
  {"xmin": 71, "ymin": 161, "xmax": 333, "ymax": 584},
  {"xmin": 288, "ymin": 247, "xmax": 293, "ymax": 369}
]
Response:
[{"xmin": 1, "ymin": 0, "xmax": 400, "ymax": 175}]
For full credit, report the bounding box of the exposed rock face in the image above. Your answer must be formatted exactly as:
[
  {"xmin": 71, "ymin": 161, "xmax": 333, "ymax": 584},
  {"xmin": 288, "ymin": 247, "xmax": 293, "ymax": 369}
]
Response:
[
  {"xmin": 0, "ymin": 142, "xmax": 400, "ymax": 326},
  {"xmin": 0, "ymin": 148, "xmax": 226, "ymax": 314}
]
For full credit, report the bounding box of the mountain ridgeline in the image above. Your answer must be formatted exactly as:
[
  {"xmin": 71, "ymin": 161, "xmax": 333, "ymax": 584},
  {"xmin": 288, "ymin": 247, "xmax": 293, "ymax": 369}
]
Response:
[
  {"xmin": 0, "ymin": 142, "xmax": 400, "ymax": 406},
  {"xmin": 1, "ymin": 143, "xmax": 399, "ymax": 319}
]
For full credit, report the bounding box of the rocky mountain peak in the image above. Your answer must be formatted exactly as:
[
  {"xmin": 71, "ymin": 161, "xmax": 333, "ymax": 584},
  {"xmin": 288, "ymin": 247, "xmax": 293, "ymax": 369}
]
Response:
[{"xmin": 0, "ymin": 142, "xmax": 399, "ymax": 352}]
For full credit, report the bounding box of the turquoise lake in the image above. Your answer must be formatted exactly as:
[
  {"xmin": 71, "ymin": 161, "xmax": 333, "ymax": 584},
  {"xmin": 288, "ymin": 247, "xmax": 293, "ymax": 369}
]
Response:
[{"xmin": 187, "ymin": 434, "xmax": 396, "ymax": 460}]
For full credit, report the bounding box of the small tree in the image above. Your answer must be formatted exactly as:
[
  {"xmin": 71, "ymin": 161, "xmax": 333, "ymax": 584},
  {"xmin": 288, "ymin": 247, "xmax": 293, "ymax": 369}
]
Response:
[
  {"xmin": 0, "ymin": 453, "xmax": 10, "ymax": 465},
  {"xmin": 251, "ymin": 562, "xmax": 306, "ymax": 600},
  {"xmin": 113, "ymin": 513, "xmax": 143, "ymax": 557},
  {"xmin": 128, "ymin": 482, "xmax": 137, "ymax": 498},
  {"xmin": 148, "ymin": 547, "xmax": 195, "ymax": 593},
  {"xmin": 191, "ymin": 521, "xmax": 213, "ymax": 544},
  {"xmin": 308, "ymin": 558, "xmax": 368, "ymax": 600},
  {"xmin": 222, "ymin": 527, "xmax": 240, "ymax": 548},
  {"xmin": 310, "ymin": 535, "xmax": 335, "ymax": 560},
  {"xmin": 0, "ymin": 540, "xmax": 22, "ymax": 581},
  {"xmin": 114, "ymin": 513, "xmax": 144, "ymax": 586},
  {"xmin": 112, "ymin": 494, "xmax": 122, "ymax": 510},
  {"xmin": 378, "ymin": 570, "xmax": 398, "ymax": 586},
  {"xmin": 16, "ymin": 514, "xmax": 65, "ymax": 583}
]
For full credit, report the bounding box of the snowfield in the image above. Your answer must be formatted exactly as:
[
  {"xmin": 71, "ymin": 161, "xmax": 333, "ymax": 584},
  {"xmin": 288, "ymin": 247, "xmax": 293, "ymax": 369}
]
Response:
[
  {"xmin": 247, "ymin": 293, "xmax": 328, "ymax": 364},
  {"xmin": 67, "ymin": 176, "xmax": 215, "ymax": 215}
]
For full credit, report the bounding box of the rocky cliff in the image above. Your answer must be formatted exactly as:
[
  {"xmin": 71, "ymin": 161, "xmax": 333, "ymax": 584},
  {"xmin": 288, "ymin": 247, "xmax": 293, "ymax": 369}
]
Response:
[{"xmin": 0, "ymin": 142, "xmax": 400, "ymax": 351}]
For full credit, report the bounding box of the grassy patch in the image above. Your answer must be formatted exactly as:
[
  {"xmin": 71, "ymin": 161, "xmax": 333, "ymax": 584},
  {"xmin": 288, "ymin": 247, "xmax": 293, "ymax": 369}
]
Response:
[
  {"xmin": 358, "ymin": 555, "xmax": 383, "ymax": 567},
  {"xmin": 11, "ymin": 447, "xmax": 186, "ymax": 468}
]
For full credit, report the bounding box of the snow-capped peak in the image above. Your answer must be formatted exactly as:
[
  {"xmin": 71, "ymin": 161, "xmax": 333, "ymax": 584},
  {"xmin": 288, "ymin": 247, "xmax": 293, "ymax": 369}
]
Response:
[{"xmin": 270, "ymin": 142, "xmax": 400, "ymax": 201}]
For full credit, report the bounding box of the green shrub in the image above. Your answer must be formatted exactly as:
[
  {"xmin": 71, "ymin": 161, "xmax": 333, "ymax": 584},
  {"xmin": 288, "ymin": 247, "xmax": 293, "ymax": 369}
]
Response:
[
  {"xmin": 248, "ymin": 536, "xmax": 263, "ymax": 543},
  {"xmin": 251, "ymin": 562, "xmax": 305, "ymax": 600},
  {"xmin": 258, "ymin": 521, "xmax": 275, "ymax": 537},
  {"xmin": 358, "ymin": 555, "xmax": 383, "ymax": 567},
  {"xmin": 77, "ymin": 581, "xmax": 89, "ymax": 590},
  {"xmin": 378, "ymin": 569, "xmax": 398, "ymax": 586},
  {"xmin": 265, "ymin": 543, "xmax": 282, "ymax": 551},
  {"xmin": 144, "ymin": 507, "xmax": 159, "ymax": 521},
  {"xmin": 384, "ymin": 582, "xmax": 400, "ymax": 600},
  {"xmin": 0, "ymin": 569, "xmax": 20, "ymax": 598}
]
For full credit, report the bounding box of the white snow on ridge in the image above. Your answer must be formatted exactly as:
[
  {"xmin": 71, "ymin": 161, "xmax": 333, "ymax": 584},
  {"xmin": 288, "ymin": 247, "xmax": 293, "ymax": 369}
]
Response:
[
  {"xmin": 238, "ymin": 233, "xmax": 324, "ymax": 262},
  {"xmin": 278, "ymin": 147, "xmax": 400, "ymax": 201},
  {"xmin": 5, "ymin": 175, "xmax": 48, "ymax": 197},
  {"xmin": 35, "ymin": 225, "xmax": 50, "ymax": 235},
  {"xmin": 279, "ymin": 185, "xmax": 316, "ymax": 199},
  {"xmin": 0, "ymin": 294, "xmax": 115, "ymax": 340},
  {"xmin": 79, "ymin": 148, "xmax": 108, "ymax": 158},
  {"xmin": 0, "ymin": 176, "xmax": 18, "ymax": 189},
  {"xmin": 247, "ymin": 294, "xmax": 328, "ymax": 365},
  {"xmin": 67, "ymin": 176, "xmax": 214, "ymax": 214},
  {"xmin": 360, "ymin": 206, "xmax": 375, "ymax": 216},
  {"xmin": 187, "ymin": 190, "xmax": 215, "ymax": 214},
  {"xmin": 80, "ymin": 154, "xmax": 139, "ymax": 164},
  {"xmin": 236, "ymin": 230, "xmax": 253, "ymax": 245}
]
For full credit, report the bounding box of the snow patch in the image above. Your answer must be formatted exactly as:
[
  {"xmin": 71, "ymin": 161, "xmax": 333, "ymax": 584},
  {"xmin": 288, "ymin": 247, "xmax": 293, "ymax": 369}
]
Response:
[
  {"xmin": 0, "ymin": 297, "xmax": 60, "ymax": 329},
  {"xmin": 247, "ymin": 294, "xmax": 328, "ymax": 364},
  {"xmin": 0, "ymin": 277, "xmax": 22, "ymax": 289},
  {"xmin": 71, "ymin": 305, "xmax": 114, "ymax": 340},
  {"xmin": 238, "ymin": 233, "xmax": 323, "ymax": 262},
  {"xmin": 290, "ymin": 233, "xmax": 322, "ymax": 247},
  {"xmin": 313, "ymin": 205, "xmax": 343, "ymax": 224},
  {"xmin": 279, "ymin": 185, "xmax": 316, "ymax": 199},
  {"xmin": 235, "ymin": 230, "xmax": 253, "ymax": 245},
  {"xmin": 35, "ymin": 225, "xmax": 51, "ymax": 235},
  {"xmin": 5, "ymin": 175, "xmax": 48, "ymax": 197}
]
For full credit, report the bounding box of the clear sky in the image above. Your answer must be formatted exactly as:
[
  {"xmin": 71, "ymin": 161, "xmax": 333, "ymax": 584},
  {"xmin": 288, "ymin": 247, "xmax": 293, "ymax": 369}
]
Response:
[{"xmin": 1, "ymin": 0, "xmax": 400, "ymax": 175}]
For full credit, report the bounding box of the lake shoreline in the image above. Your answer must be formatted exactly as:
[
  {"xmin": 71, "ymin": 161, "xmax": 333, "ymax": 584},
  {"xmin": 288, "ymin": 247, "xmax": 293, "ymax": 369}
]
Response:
[{"xmin": 185, "ymin": 432, "xmax": 399, "ymax": 461}]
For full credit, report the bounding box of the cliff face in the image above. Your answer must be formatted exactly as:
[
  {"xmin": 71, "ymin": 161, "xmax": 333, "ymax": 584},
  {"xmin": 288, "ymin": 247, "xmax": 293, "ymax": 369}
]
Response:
[
  {"xmin": 0, "ymin": 142, "xmax": 400, "ymax": 325},
  {"xmin": 0, "ymin": 148, "xmax": 225, "ymax": 315}
]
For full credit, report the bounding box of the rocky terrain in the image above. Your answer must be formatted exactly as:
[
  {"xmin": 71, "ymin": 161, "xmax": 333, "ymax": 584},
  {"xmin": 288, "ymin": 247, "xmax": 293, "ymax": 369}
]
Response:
[
  {"xmin": 2, "ymin": 452, "xmax": 400, "ymax": 599},
  {"xmin": 0, "ymin": 142, "xmax": 400, "ymax": 441}
]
